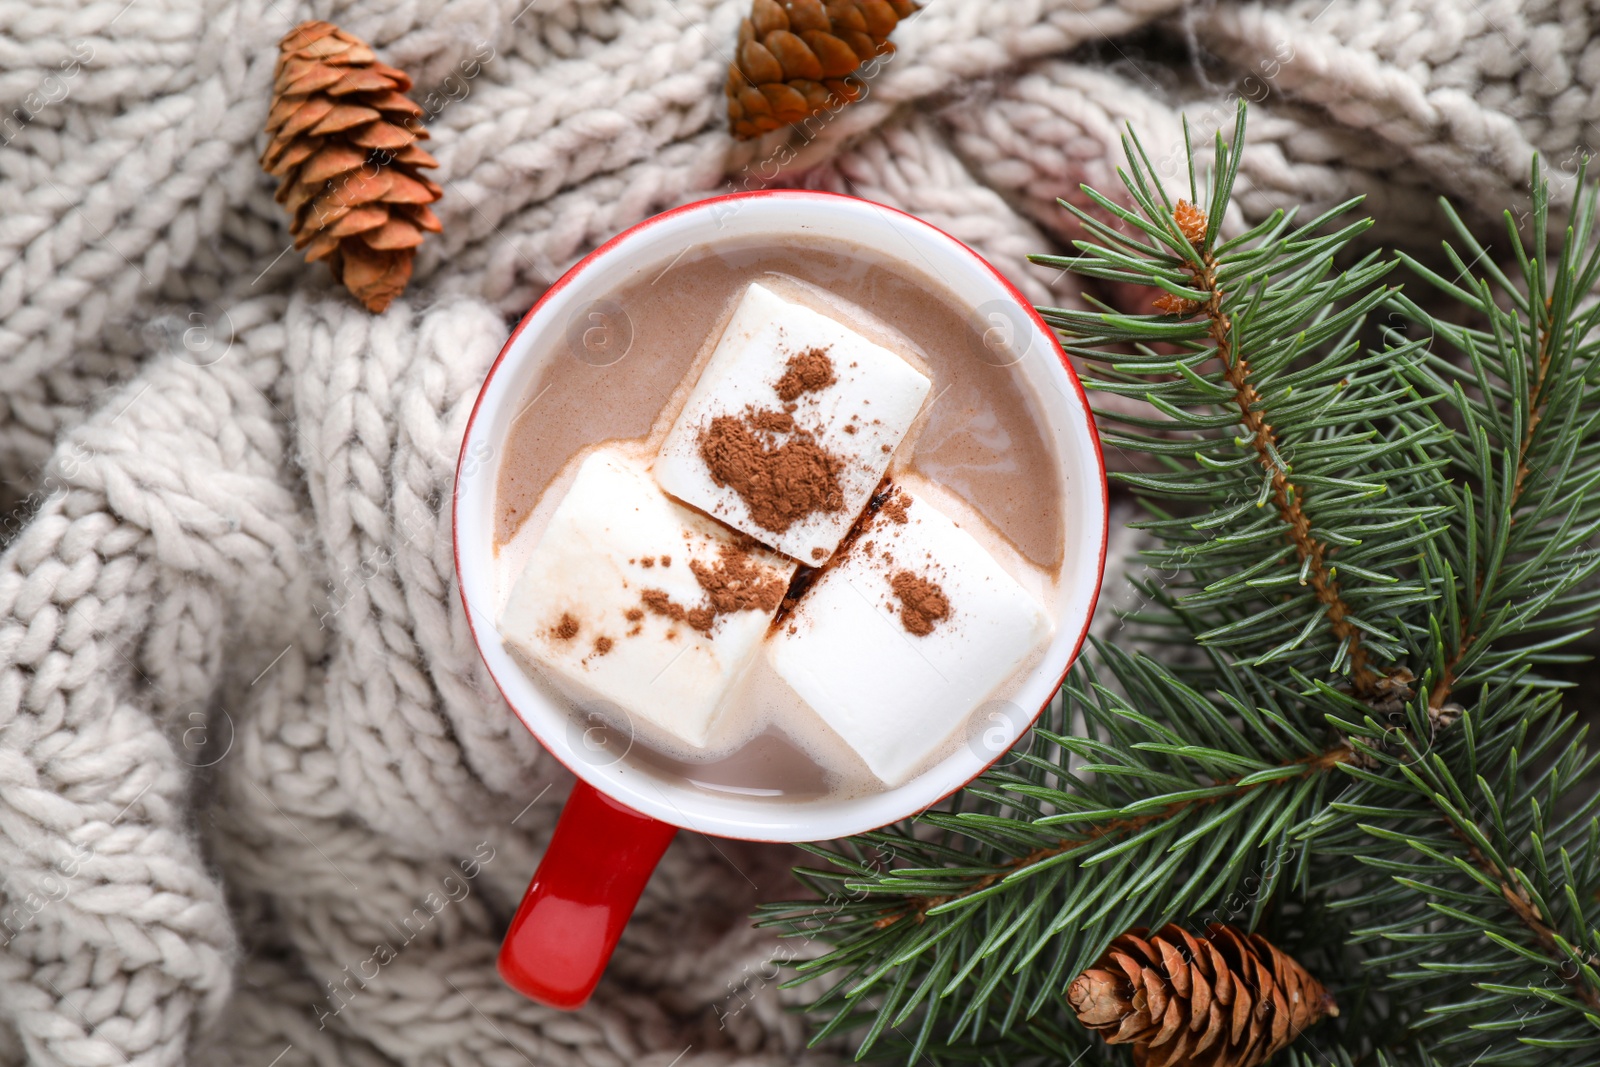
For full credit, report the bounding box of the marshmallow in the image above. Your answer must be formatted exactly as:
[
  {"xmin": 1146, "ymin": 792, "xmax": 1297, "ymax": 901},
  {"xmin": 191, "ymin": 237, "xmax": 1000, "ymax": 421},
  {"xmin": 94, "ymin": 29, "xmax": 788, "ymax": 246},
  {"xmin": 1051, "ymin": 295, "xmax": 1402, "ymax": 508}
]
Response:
[
  {"xmin": 654, "ymin": 283, "xmax": 932, "ymax": 565},
  {"xmin": 767, "ymin": 485, "xmax": 1050, "ymax": 785},
  {"xmin": 498, "ymin": 448, "xmax": 796, "ymax": 749}
]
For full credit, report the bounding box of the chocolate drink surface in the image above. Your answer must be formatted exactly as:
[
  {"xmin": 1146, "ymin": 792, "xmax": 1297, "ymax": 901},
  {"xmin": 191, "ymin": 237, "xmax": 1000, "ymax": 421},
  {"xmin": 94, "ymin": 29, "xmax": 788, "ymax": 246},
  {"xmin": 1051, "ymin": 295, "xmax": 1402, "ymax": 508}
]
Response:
[{"xmin": 492, "ymin": 235, "xmax": 1067, "ymax": 800}]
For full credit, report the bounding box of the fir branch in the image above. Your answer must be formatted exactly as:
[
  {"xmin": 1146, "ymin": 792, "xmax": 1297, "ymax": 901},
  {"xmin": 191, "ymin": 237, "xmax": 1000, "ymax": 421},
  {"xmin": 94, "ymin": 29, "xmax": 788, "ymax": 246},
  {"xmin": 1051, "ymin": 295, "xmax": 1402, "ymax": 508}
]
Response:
[
  {"xmin": 1314, "ymin": 682, "xmax": 1600, "ymax": 1060},
  {"xmin": 765, "ymin": 103, "xmax": 1600, "ymax": 1067},
  {"xmin": 876, "ymin": 742, "xmax": 1353, "ymax": 929},
  {"xmin": 1183, "ymin": 206, "xmax": 1379, "ymax": 693},
  {"xmin": 1455, "ymin": 830, "xmax": 1600, "ymax": 1011},
  {"xmin": 761, "ymin": 639, "xmax": 1347, "ymax": 1060},
  {"xmin": 1321, "ymin": 156, "xmax": 1600, "ymax": 1048},
  {"xmin": 1508, "ymin": 298, "xmax": 1557, "ymax": 508},
  {"xmin": 1032, "ymin": 102, "xmax": 1450, "ymax": 688},
  {"xmin": 1402, "ymin": 159, "xmax": 1600, "ymax": 724}
]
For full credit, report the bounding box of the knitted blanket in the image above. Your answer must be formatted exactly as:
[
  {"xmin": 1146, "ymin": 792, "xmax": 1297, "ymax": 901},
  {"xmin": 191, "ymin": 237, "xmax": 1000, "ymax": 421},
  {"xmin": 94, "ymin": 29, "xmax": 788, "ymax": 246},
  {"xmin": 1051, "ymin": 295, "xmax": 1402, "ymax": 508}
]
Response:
[{"xmin": 0, "ymin": 1, "xmax": 1588, "ymax": 1064}]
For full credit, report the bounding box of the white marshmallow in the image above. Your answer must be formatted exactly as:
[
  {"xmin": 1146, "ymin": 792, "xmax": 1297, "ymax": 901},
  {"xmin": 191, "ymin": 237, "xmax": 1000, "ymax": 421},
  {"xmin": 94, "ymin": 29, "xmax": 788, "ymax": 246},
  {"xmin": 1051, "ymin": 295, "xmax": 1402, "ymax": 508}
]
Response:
[
  {"xmin": 767, "ymin": 485, "xmax": 1050, "ymax": 785},
  {"xmin": 498, "ymin": 448, "xmax": 796, "ymax": 749},
  {"xmin": 654, "ymin": 283, "xmax": 932, "ymax": 564}
]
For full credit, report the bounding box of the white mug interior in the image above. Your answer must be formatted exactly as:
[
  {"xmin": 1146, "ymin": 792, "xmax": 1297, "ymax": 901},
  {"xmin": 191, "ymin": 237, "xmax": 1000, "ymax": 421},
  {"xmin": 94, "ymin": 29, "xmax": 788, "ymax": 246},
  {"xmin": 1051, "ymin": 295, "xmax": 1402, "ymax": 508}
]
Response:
[{"xmin": 453, "ymin": 191, "xmax": 1107, "ymax": 842}]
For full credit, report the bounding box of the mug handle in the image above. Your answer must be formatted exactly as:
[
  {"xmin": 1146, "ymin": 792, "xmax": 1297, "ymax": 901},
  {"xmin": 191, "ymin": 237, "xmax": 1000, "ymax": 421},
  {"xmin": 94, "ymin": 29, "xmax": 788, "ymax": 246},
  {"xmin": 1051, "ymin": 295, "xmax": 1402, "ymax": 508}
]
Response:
[{"xmin": 498, "ymin": 779, "xmax": 677, "ymax": 1009}]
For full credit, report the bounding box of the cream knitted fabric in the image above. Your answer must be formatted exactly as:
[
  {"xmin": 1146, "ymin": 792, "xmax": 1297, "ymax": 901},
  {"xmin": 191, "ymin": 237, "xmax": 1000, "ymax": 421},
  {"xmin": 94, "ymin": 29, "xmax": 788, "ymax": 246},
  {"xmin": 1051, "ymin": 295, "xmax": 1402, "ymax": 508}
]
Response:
[{"xmin": 0, "ymin": 1, "xmax": 1593, "ymax": 1064}]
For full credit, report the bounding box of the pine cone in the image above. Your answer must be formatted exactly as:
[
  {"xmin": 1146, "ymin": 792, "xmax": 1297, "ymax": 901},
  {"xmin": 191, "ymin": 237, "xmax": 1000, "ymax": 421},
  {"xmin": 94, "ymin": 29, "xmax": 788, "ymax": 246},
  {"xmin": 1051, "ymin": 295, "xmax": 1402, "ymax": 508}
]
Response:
[
  {"xmin": 261, "ymin": 21, "xmax": 443, "ymax": 313},
  {"xmin": 1068, "ymin": 924, "xmax": 1338, "ymax": 1067},
  {"xmin": 726, "ymin": 0, "xmax": 917, "ymax": 140}
]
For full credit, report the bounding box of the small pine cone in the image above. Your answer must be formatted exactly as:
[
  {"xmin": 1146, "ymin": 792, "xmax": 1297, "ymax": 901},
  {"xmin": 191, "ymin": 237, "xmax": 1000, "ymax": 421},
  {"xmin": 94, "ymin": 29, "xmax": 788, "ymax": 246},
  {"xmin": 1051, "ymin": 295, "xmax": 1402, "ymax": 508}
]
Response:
[
  {"xmin": 261, "ymin": 21, "xmax": 443, "ymax": 313},
  {"xmin": 726, "ymin": 0, "xmax": 917, "ymax": 140},
  {"xmin": 1068, "ymin": 924, "xmax": 1337, "ymax": 1067},
  {"xmin": 1175, "ymin": 200, "xmax": 1208, "ymax": 246}
]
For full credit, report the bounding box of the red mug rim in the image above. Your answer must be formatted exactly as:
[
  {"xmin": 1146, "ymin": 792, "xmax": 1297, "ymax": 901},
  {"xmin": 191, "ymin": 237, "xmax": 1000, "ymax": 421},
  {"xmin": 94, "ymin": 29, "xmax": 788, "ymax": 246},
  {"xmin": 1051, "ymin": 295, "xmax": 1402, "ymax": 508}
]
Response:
[{"xmin": 452, "ymin": 188, "xmax": 1109, "ymax": 842}]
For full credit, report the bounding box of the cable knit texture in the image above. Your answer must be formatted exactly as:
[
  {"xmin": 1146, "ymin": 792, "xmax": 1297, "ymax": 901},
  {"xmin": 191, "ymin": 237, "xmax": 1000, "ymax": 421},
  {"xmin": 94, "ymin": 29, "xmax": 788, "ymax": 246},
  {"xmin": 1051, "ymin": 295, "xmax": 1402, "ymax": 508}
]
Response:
[{"xmin": 0, "ymin": 0, "xmax": 1593, "ymax": 1064}]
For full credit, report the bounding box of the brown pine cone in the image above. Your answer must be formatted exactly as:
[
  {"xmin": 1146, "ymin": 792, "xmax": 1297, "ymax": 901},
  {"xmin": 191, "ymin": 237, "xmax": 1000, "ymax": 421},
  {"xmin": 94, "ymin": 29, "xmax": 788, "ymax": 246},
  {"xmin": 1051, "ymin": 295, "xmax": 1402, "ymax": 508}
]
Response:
[
  {"xmin": 726, "ymin": 0, "xmax": 917, "ymax": 140},
  {"xmin": 261, "ymin": 21, "xmax": 443, "ymax": 313},
  {"xmin": 1068, "ymin": 924, "xmax": 1338, "ymax": 1067}
]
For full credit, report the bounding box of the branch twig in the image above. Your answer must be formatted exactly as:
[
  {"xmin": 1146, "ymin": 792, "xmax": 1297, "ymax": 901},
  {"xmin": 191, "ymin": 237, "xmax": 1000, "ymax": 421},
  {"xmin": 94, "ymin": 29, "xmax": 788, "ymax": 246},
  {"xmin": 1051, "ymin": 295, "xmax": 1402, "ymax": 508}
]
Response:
[
  {"xmin": 1411, "ymin": 295, "xmax": 1600, "ymax": 1008},
  {"xmin": 872, "ymin": 744, "xmax": 1353, "ymax": 929},
  {"xmin": 1455, "ymin": 830, "xmax": 1600, "ymax": 1011},
  {"xmin": 1177, "ymin": 201, "xmax": 1379, "ymax": 696},
  {"xmin": 1428, "ymin": 296, "xmax": 1557, "ymax": 716}
]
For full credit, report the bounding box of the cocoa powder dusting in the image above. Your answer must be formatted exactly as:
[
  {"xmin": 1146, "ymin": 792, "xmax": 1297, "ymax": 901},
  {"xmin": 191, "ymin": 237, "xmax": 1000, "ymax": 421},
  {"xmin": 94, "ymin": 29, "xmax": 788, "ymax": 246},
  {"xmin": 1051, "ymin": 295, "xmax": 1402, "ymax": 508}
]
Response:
[
  {"xmin": 748, "ymin": 409, "xmax": 795, "ymax": 433},
  {"xmin": 640, "ymin": 589, "xmax": 713, "ymax": 636},
  {"xmin": 890, "ymin": 571, "xmax": 949, "ymax": 636},
  {"xmin": 699, "ymin": 411, "xmax": 845, "ymax": 533},
  {"xmin": 880, "ymin": 490, "xmax": 910, "ymax": 525},
  {"xmin": 640, "ymin": 589, "xmax": 683, "ymax": 622},
  {"xmin": 773, "ymin": 348, "xmax": 836, "ymax": 402},
  {"xmin": 593, "ymin": 636, "xmax": 613, "ymax": 655},
  {"xmin": 625, "ymin": 608, "xmax": 644, "ymax": 622},
  {"xmin": 689, "ymin": 544, "xmax": 787, "ymax": 615},
  {"xmin": 695, "ymin": 345, "xmax": 851, "ymax": 534},
  {"xmin": 638, "ymin": 544, "xmax": 786, "ymax": 635},
  {"xmin": 552, "ymin": 613, "xmax": 580, "ymax": 640}
]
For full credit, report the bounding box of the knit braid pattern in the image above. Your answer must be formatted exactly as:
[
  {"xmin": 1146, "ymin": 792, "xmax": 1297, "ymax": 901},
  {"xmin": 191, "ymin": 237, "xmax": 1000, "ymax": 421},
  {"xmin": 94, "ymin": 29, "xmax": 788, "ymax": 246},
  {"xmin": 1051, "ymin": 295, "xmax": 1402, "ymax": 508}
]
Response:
[{"xmin": 1, "ymin": 0, "xmax": 1595, "ymax": 1063}]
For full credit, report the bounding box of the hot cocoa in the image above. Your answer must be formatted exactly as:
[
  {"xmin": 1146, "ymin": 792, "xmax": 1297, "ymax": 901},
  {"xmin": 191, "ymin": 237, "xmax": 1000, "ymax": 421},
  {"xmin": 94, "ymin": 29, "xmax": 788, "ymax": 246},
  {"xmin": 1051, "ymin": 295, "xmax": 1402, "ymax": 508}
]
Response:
[{"xmin": 491, "ymin": 234, "xmax": 1067, "ymax": 800}]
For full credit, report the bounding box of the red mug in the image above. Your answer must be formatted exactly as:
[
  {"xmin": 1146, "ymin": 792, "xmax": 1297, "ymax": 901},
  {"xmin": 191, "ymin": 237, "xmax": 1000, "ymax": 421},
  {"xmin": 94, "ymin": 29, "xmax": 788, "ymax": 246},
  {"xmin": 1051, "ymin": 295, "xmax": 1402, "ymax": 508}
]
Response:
[{"xmin": 452, "ymin": 190, "xmax": 1108, "ymax": 1009}]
